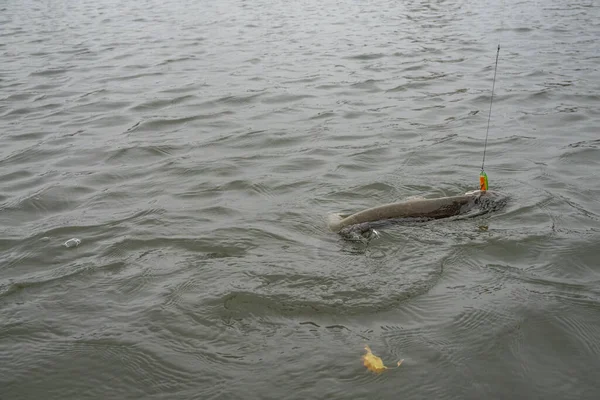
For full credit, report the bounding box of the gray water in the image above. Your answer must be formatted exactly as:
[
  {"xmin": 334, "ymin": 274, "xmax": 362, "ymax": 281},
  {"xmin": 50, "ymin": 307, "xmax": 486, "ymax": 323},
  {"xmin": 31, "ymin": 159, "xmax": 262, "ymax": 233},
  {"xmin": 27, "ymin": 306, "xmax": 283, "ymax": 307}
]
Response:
[{"xmin": 2, "ymin": 0, "xmax": 600, "ymax": 398}]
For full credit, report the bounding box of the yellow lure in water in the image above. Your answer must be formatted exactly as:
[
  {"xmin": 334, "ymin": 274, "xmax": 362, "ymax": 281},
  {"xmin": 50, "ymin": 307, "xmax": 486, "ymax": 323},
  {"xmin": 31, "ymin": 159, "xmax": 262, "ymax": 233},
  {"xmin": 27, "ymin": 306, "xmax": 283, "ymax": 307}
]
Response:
[{"xmin": 362, "ymin": 345, "xmax": 403, "ymax": 373}]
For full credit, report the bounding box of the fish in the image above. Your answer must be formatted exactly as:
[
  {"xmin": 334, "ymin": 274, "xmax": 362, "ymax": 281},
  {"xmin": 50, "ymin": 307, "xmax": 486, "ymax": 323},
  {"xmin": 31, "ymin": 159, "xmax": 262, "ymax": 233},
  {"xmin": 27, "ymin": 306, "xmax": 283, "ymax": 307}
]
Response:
[{"xmin": 327, "ymin": 189, "xmax": 506, "ymax": 237}]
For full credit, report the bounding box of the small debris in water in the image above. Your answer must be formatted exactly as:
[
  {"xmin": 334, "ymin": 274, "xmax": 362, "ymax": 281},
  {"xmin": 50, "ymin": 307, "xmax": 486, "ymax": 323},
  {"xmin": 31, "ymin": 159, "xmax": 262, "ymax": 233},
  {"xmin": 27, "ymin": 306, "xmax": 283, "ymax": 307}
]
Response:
[{"xmin": 64, "ymin": 238, "xmax": 81, "ymax": 248}]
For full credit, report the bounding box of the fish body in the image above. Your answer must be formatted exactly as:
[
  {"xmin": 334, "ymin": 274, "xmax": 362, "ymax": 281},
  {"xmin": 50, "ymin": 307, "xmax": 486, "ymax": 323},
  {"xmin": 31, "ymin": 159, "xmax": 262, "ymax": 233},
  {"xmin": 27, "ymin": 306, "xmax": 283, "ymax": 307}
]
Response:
[{"xmin": 327, "ymin": 190, "xmax": 504, "ymax": 234}]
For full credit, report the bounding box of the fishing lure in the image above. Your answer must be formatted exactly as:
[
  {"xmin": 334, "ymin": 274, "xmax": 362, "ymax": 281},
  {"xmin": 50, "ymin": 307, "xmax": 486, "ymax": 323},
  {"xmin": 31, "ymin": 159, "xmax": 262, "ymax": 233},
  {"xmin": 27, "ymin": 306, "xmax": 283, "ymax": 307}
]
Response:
[{"xmin": 480, "ymin": 170, "xmax": 488, "ymax": 191}]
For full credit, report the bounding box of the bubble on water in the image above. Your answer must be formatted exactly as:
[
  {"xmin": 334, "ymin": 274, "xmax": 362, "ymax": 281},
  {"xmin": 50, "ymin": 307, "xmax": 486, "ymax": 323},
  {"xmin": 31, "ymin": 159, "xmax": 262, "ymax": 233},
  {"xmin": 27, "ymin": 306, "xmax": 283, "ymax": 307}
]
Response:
[{"xmin": 64, "ymin": 238, "xmax": 81, "ymax": 248}]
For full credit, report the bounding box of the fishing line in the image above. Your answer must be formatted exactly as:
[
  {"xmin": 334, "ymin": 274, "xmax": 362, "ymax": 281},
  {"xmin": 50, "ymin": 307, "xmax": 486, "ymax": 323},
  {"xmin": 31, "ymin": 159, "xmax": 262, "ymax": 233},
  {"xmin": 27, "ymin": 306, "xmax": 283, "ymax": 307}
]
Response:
[{"xmin": 479, "ymin": 44, "xmax": 500, "ymax": 191}]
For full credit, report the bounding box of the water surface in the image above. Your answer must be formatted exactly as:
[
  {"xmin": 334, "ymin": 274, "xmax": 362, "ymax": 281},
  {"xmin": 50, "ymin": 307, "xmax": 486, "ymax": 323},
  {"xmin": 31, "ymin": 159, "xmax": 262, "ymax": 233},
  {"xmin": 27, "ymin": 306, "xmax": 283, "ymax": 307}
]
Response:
[{"xmin": 2, "ymin": 0, "xmax": 600, "ymax": 398}]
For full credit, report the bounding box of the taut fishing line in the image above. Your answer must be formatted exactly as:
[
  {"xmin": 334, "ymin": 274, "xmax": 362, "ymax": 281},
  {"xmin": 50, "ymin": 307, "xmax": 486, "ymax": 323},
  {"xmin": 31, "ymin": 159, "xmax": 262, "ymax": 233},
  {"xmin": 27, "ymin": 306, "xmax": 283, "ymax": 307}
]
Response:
[{"xmin": 479, "ymin": 44, "xmax": 500, "ymax": 191}]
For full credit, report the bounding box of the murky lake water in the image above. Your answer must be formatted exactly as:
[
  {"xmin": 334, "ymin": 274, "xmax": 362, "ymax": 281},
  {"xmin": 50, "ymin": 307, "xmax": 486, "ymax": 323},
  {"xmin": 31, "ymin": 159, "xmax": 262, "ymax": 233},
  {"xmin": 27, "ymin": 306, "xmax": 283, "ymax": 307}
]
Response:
[{"xmin": 2, "ymin": 0, "xmax": 600, "ymax": 398}]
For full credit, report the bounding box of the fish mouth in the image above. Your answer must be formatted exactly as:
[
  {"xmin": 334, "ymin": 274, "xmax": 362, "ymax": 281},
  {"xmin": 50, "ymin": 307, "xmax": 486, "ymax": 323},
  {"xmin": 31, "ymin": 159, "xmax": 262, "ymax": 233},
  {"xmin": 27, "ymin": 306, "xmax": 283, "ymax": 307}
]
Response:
[{"xmin": 463, "ymin": 189, "xmax": 509, "ymax": 216}]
